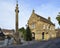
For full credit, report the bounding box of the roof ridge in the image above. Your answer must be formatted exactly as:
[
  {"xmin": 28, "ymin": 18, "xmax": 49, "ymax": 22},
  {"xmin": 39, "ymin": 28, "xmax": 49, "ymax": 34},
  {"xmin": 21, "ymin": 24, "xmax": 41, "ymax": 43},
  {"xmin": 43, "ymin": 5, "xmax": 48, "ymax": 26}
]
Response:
[{"xmin": 34, "ymin": 13, "xmax": 55, "ymax": 26}]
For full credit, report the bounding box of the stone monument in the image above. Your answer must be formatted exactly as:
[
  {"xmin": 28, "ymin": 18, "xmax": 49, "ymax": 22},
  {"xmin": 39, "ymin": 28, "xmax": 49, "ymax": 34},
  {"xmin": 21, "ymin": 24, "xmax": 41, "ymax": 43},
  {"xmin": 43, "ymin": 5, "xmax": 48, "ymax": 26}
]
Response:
[{"xmin": 14, "ymin": 0, "xmax": 20, "ymax": 44}]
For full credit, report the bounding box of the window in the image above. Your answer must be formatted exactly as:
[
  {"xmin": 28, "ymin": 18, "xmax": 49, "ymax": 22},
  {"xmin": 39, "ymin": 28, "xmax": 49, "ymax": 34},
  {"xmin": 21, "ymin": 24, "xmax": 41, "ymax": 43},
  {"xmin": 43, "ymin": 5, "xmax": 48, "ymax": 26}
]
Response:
[
  {"xmin": 31, "ymin": 23, "xmax": 35, "ymax": 29},
  {"xmin": 50, "ymin": 27, "xmax": 51, "ymax": 30},
  {"xmin": 43, "ymin": 25, "xmax": 45, "ymax": 29},
  {"xmin": 47, "ymin": 25, "xmax": 48, "ymax": 29},
  {"xmin": 52, "ymin": 27, "xmax": 55, "ymax": 30}
]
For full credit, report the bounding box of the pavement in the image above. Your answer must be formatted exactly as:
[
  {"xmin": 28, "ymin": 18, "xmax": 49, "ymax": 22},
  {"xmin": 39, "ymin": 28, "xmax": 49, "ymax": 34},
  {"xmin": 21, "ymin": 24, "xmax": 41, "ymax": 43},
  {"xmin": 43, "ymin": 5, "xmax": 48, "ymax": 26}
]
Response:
[{"xmin": 1, "ymin": 38, "xmax": 60, "ymax": 48}]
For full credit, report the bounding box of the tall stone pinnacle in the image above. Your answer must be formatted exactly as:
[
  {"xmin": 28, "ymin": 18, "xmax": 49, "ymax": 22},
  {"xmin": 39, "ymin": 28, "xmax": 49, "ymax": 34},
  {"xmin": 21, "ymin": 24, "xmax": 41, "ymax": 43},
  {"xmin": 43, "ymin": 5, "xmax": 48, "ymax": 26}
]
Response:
[{"xmin": 14, "ymin": 0, "xmax": 20, "ymax": 44}]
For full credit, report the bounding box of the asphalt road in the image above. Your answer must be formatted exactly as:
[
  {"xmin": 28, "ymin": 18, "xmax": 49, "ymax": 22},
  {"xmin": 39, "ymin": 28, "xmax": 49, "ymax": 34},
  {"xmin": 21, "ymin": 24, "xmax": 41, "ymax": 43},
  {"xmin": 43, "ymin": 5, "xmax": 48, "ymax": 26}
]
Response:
[{"xmin": 1, "ymin": 38, "xmax": 60, "ymax": 48}]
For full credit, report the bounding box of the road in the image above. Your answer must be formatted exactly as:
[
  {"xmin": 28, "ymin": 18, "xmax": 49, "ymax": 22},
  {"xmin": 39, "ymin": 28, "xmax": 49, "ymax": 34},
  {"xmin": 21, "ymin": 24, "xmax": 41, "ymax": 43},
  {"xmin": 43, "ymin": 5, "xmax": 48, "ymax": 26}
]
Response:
[{"xmin": 1, "ymin": 38, "xmax": 60, "ymax": 48}]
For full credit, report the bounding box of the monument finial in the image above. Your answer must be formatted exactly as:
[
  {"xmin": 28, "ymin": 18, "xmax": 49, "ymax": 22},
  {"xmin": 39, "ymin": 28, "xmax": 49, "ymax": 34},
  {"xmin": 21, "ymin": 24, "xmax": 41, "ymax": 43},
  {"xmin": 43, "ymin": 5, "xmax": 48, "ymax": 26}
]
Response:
[{"xmin": 16, "ymin": 0, "xmax": 18, "ymax": 5}]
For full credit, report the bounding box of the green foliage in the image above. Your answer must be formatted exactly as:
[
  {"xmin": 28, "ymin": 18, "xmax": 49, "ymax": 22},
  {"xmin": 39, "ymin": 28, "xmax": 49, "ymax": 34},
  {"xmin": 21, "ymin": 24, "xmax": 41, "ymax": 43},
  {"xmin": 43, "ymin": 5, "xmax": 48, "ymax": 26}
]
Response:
[
  {"xmin": 18, "ymin": 27, "xmax": 25, "ymax": 33},
  {"xmin": 25, "ymin": 26, "xmax": 32, "ymax": 41},
  {"xmin": 56, "ymin": 16, "xmax": 60, "ymax": 21},
  {"xmin": 18, "ymin": 27, "xmax": 32, "ymax": 41},
  {"xmin": 56, "ymin": 15, "xmax": 60, "ymax": 25},
  {"xmin": 18, "ymin": 27, "xmax": 26, "ymax": 39}
]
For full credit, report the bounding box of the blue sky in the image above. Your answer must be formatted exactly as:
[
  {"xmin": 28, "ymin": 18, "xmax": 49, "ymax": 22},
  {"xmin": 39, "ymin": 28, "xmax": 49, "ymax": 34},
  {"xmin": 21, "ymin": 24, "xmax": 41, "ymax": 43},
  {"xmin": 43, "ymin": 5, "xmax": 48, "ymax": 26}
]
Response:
[{"xmin": 0, "ymin": 0, "xmax": 60, "ymax": 29}]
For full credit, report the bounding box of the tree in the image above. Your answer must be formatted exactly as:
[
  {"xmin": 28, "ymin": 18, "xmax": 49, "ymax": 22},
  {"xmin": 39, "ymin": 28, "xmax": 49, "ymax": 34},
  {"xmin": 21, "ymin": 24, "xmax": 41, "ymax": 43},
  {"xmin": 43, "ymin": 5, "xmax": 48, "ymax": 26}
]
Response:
[
  {"xmin": 25, "ymin": 26, "xmax": 32, "ymax": 41},
  {"xmin": 56, "ymin": 12, "xmax": 60, "ymax": 25},
  {"xmin": 18, "ymin": 27, "xmax": 26, "ymax": 39},
  {"xmin": 19, "ymin": 27, "xmax": 25, "ymax": 33}
]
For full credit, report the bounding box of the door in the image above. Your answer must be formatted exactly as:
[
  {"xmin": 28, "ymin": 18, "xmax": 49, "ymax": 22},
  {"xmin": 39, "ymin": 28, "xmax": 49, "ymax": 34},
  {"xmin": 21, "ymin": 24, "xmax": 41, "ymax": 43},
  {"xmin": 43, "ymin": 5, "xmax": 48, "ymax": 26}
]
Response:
[
  {"xmin": 42, "ymin": 32, "xmax": 44, "ymax": 40},
  {"xmin": 32, "ymin": 32, "xmax": 35, "ymax": 39}
]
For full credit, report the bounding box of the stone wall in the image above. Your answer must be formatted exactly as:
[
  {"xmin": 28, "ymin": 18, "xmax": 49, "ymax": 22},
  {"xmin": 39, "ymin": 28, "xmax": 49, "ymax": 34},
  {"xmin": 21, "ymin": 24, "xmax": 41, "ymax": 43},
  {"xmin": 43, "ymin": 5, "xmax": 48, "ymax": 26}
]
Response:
[{"xmin": 28, "ymin": 10, "xmax": 56, "ymax": 40}]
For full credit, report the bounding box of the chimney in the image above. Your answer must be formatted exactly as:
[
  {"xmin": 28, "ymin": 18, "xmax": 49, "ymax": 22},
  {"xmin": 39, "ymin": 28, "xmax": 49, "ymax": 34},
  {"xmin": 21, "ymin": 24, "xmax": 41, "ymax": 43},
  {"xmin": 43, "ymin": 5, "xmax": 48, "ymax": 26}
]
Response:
[
  {"xmin": 32, "ymin": 9, "xmax": 35, "ymax": 14},
  {"xmin": 48, "ymin": 17, "xmax": 51, "ymax": 21}
]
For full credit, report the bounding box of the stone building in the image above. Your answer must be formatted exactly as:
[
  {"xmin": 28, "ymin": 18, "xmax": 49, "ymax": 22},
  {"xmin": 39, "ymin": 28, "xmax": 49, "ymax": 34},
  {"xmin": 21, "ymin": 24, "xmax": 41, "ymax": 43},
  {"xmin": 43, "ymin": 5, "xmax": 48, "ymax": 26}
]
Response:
[
  {"xmin": 28, "ymin": 10, "xmax": 56, "ymax": 40},
  {"xmin": 56, "ymin": 28, "xmax": 60, "ymax": 37},
  {"xmin": 2, "ymin": 29, "xmax": 14, "ymax": 36}
]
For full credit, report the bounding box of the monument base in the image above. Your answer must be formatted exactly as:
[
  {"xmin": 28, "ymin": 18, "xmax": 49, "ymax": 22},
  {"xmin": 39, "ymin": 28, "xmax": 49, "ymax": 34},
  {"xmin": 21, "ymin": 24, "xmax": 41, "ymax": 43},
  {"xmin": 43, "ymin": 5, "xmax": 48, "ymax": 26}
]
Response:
[{"xmin": 13, "ymin": 32, "xmax": 21, "ymax": 44}]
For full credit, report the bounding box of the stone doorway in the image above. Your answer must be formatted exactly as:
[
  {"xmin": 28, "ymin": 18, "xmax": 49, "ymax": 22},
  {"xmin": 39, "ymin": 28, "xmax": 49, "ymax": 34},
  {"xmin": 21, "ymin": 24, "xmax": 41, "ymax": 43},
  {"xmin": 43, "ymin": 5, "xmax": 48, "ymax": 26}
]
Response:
[
  {"xmin": 32, "ymin": 32, "xmax": 35, "ymax": 40},
  {"xmin": 42, "ymin": 32, "xmax": 44, "ymax": 40}
]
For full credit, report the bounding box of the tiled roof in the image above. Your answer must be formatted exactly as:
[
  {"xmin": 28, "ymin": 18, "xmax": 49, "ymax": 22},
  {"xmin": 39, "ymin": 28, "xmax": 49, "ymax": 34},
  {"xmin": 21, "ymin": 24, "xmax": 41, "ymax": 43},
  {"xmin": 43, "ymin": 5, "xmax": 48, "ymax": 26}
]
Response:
[
  {"xmin": 35, "ymin": 13, "xmax": 55, "ymax": 26},
  {"xmin": 2, "ymin": 29, "xmax": 14, "ymax": 33}
]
